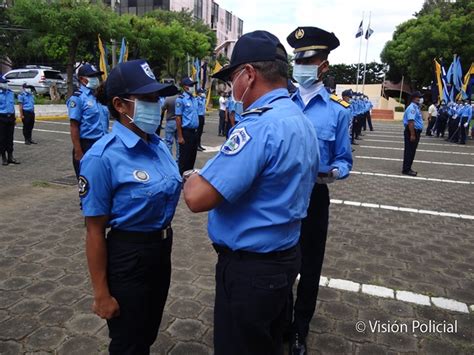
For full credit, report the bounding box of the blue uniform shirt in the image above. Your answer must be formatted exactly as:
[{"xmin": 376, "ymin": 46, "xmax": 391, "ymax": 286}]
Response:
[
  {"xmin": 175, "ymin": 91, "xmax": 199, "ymax": 129},
  {"xmin": 227, "ymin": 97, "xmax": 242, "ymax": 123},
  {"xmin": 98, "ymin": 104, "xmax": 110, "ymax": 135},
  {"xmin": 200, "ymin": 88, "xmax": 319, "ymax": 253},
  {"xmin": 18, "ymin": 92, "xmax": 35, "ymax": 112},
  {"xmin": 403, "ymin": 102, "xmax": 423, "ymax": 130},
  {"xmin": 292, "ymin": 88, "xmax": 353, "ymax": 178},
  {"xmin": 66, "ymin": 85, "xmax": 107, "ymax": 139},
  {"xmin": 79, "ymin": 121, "xmax": 182, "ymax": 231},
  {"xmin": 197, "ymin": 95, "xmax": 206, "ymax": 116},
  {"xmin": 0, "ymin": 89, "xmax": 15, "ymax": 114}
]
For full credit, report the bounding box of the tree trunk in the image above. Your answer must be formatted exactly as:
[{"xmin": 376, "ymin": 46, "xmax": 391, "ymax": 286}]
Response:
[{"xmin": 66, "ymin": 38, "xmax": 79, "ymax": 98}]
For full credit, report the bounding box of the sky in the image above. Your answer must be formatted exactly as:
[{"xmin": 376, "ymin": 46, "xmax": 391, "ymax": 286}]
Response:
[{"xmin": 217, "ymin": 0, "xmax": 425, "ymax": 64}]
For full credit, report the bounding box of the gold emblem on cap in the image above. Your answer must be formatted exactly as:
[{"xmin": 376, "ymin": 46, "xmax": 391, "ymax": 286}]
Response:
[{"xmin": 295, "ymin": 29, "xmax": 304, "ymax": 40}]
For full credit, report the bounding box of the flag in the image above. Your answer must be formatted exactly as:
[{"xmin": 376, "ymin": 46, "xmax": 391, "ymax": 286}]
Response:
[
  {"xmin": 118, "ymin": 37, "xmax": 127, "ymax": 64},
  {"xmin": 434, "ymin": 59, "xmax": 449, "ymax": 103},
  {"xmin": 355, "ymin": 21, "xmax": 363, "ymax": 38},
  {"xmin": 98, "ymin": 35, "xmax": 108, "ymax": 81},
  {"xmin": 365, "ymin": 27, "xmax": 374, "ymax": 40},
  {"xmin": 212, "ymin": 61, "xmax": 223, "ymax": 75},
  {"xmin": 459, "ymin": 62, "xmax": 474, "ymax": 100},
  {"xmin": 201, "ymin": 61, "xmax": 208, "ymax": 89},
  {"xmin": 194, "ymin": 58, "xmax": 201, "ymax": 89}
]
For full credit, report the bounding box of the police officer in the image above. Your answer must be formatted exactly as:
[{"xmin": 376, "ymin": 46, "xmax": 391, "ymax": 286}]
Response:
[
  {"xmin": 161, "ymin": 93, "xmax": 180, "ymax": 160},
  {"xmin": 436, "ymin": 100, "xmax": 448, "ymax": 138},
  {"xmin": 342, "ymin": 89, "xmax": 354, "ymax": 140},
  {"xmin": 18, "ymin": 83, "xmax": 37, "ymax": 145},
  {"xmin": 459, "ymin": 100, "xmax": 472, "ymax": 145},
  {"xmin": 68, "ymin": 63, "xmax": 108, "ymax": 179},
  {"xmin": 183, "ymin": 30, "xmax": 319, "ymax": 355},
  {"xmin": 286, "ymin": 26, "xmax": 353, "ymax": 354},
  {"xmin": 0, "ymin": 76, "xmax": 20, "ymax": 166},
  {"xmin": 79, "ymin": 59, "xmax": 180, "ymax": 354},
  {"xmin": 402, "ymin": 91, "xmax": 424, "ymax": 176},
  {"xmin": 196, "ymin": 88, "xmax": 207, "ymax": 151},
  {"xmin": 176, "ymin": 77, "xmax": 199, "ymax": 175}
]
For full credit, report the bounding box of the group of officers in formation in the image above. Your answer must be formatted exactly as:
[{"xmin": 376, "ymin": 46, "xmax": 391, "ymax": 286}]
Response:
[{"xmin": 1, "ymin": 22, "xmax": 472, "ymax": 355}]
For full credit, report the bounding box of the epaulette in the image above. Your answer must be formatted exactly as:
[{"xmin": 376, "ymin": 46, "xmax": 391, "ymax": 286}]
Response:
[
  {"xmin": 241, "ymin": 106, "xmax": 273, "ymax": 117},
  {"xmin": 330, "ymin": 94, "xmax": 350, "ymax": 108},
  {"xmin": 72, "ymin": 91, "xmax": 82, "ymax": 97}
]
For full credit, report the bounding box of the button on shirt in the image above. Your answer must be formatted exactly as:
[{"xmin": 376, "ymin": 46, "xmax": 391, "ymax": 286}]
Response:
[
  {"xmin": 292, "ymin": 87, "xmax": 353, "ymax": 178},
  {"xmin": 200, "ymin": 88, "xmax": 319, "ymax": 253},
  {"xmin": 0, "ymin": 89, "xmax": 15, "ymax": 114},
  {"xmin": 18, "ymin": 92, "xmax": 35, "ymax": 112},
  {"xmin": 175, "ymin": 92, "xmax": 199, "ymax": 129},
  {"xmin": 79, "ymin": 121, "xmax": 182, "ymax": 232},
  {"xmin": 403, "ymin": 102, "xmax": 423, "ymax": 130},
  {"xmin": 67, "ymin": 85, "xmax": 107, "ymax": 139}
]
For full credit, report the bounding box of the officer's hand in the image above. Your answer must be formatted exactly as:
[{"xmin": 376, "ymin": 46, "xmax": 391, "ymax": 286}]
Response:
[
  {"xmin": 74, "ymin": 151, "xmax": 84, "ymax": 161},
  {"xmin": 93, "ymin": 295, "xmax": 120, "ymax": 320},
  {"xmin": 410, "ymin": 135, "xmax": 416, "ymax": 142},
  {"xmin": 464, "ymin": 122, "xmax": 468, "ymax": 128},
  {"xmin": 178, "ymin": 136, "xmax": 185, "ymax": 145}
]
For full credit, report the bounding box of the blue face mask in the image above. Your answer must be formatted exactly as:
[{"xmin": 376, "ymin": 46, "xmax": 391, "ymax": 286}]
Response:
[
  {"xmin": 293, "ymin": 64, "xmax": 319, "ymax": 89},
  {"xmin": 231, "ymin": 69, "xmax": 249, "ymax": 116},
  {"xmin": 86, "ymin": 77, "xmax": 100, "ymax": 90},
  {"xmin": 124, "ymin": 99, "xmax": 162, "ymax": 134}
]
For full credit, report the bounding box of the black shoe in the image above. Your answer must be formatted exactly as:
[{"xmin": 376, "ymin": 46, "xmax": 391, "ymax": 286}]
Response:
[
  {"xmin": 370, "ymin": 129, "xmax": 374, "ymax": 131},
  {"xmin": 7, "ymin": 153, "xmax": 20, "ymax": 165},
  {"xmin": 2, "ymin": 157, "xmax": 8, "ymax": 166},
  {"xmin": 351, "ymin": 141, "xmax": 358, "ymax": 145},
  {"xmin": 199, "ymin": 146, "xmax": 206, "ymax": 151},
  {"xmin": 402, "ymin": 170, "xmax": 417, "ymax": 176},
  {"xmin": 197, "ymin": 147, "xmax": 204, "ymax": 152},
  {"xmin": 290, "ymin": 334, "xmax": 307, "ymax": 355},
  {"xmin": 355, "ymin": 137, "xmax": 362, "ymax": 140},
  {"xmin": 24, "ymin": 140, "xmax": 31, "ymax": 145},
  {"xmin": 29, "ymin": 140, "xmax": 37, "ymax": 144}
]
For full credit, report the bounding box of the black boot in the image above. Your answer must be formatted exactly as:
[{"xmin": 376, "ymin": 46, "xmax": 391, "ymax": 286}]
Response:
[
  {"xmin": 7, "ymin": 152, "xmax": 20, "ymax": 165},
  {"xmin": 2, "ymin": 153, "xmax": 8, "ymax": 166}
]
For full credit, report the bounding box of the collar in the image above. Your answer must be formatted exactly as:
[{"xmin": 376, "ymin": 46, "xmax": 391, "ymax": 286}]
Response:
[
  {"xmin": 246, "ymin": 88, "xmax": 289, "ymax": 111},
  {"xmin": 113, "ymin": 121, "xmax": 141, "ymax": 148},
  {"xmin": 80, "ymin": 85, "xmax": 92, "ymax": 96},
  {"xmin": 294, "ymin": 82, "xmax": 329, "ymax": 106}
]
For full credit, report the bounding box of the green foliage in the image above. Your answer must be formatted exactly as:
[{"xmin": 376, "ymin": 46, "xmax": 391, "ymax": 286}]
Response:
[
  {"xmin": 327, "ymin": 62, "xmax": 386, "ymax": 85},
  {"xmin": 381, "ymin": 0, "xmax": 474, "ymax": 86},
  {"xmin": 394, "ymin": 106, "xmax": 405, "ymax": 112}
]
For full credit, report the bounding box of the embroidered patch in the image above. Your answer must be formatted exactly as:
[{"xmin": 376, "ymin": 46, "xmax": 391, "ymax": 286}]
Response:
[
  {"xmin": 87, "ymin": 100, "xmax": 94, "ymax": 108},
  {"xmin": 78, "ymin": 176, "xmax": 89, "ymax": 197},
  {"xmin": 141, "ymin": 63, "xmax": 156, "ymax": 79},
  {"xmin": 133, "ymin": 170, "xmax": 150, "ymax": 182},
  {"xmin": 69, "ymin": 100, "xmax": 77, "ymax": 108},
  {"xmin": 221, "ymin": 127, "xmax": 252, "ymax": 156}
]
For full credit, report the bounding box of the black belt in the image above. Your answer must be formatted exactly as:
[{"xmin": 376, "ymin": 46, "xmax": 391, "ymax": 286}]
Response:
[
  {"xmin": 212, "ymin": 243, "xmax": 297, "ymax": 260},
  {"xmin": 318, "ymin": 172, "xmax": 329, "ymax": 177},
  {"xmin": 108, "ymin": 226, "xmax": 172, "ymax": 243},
  {"xmin": 182, "ymin": 127, "xmax": 197, "ymax": 132}
]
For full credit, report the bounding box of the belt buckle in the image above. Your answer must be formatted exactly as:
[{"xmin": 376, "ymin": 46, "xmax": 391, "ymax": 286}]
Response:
[{"xmin": 162, "ymin": 225, "xmax": 172, "ymax": 240}]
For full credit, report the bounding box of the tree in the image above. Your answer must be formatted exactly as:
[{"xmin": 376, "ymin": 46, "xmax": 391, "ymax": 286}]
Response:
[
  {"xmin": 9, "ymin": 0, "xmax": 119, "ymax": 96},
  {"xmin": 381, "ymin": 0, "xmax": 474, "ymax": 86},
  {"xmin": 327, "ymin": 62, "xmax": 385, "ymax": 85}
]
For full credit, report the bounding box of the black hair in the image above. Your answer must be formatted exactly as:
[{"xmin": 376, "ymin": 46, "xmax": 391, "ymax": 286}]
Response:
[{"xmin": 250, "ymin": 60, "xmax": 288, "ymax": 84}]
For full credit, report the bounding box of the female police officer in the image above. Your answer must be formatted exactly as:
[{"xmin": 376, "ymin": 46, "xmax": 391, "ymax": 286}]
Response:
[{"xmin": 79, "ymin": 59, "xmax": 180, "ymax": 354}]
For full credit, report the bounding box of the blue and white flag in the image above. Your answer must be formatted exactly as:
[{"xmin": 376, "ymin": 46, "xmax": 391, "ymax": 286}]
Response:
[
  {"xmin": 355, "ymin": 21, "xmax": 363, "ymax": 38},
  {"xmin": 365, "ymin": 27, "xmax": 374, "ymax": 40}
]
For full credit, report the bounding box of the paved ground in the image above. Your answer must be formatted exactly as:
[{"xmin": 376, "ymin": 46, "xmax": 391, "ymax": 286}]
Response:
[{"xmin": 0, "ymin": 112, "xmax": 473, "ymax": 354}]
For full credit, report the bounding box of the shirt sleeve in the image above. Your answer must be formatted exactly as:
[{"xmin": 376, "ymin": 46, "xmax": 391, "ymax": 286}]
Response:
[
  {"xmin": 67, "ymin": 96, "xmax": 82, "ymax": 121},
  {"xmin": 405, "ymin": 105, "xmax": 416, "ymax": 121},
  {"xmin": 18, "ymin": 94, "xmax": 24, "ymax": 104},
  {"xmin": 331, "ymin": 108, "xmax": 353, "ymax": 179},
  {"xmin": 175, "ymin": 97, "xmax": 183, "ymax": 116},
  {"xmin": 200, "ymin": 123, "xmax": 268, "ymax": 203},
  {"xmin": 79, "ymin": 155, "xmax": 112, "ymax": 217}
]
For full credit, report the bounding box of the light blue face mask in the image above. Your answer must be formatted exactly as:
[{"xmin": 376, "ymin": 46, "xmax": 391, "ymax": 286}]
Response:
[
  {"xmin": 231, "ymin": 69, "xmax": 249, "ymax": 116},
  {"xmin": 124, "ymin": 99, "xmax": 162, "ymax": 135},
  {"xmin": 86, "ymin": 77, "xmax": 100, "ymax": 90},
  {"xmin": 293, "ymin": 64, "xmax": 320, "ymax": 89}
]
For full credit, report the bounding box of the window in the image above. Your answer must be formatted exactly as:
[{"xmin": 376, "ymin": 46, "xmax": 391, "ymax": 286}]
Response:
[
  {"xmin": 194, "ymin": 0, "xmax": 203, "ymax": 20},
  {"xmin": 238, "ymin": 19, "xmax": 243, "ymax": 37},
  {"xmin": 17, "ymin": 70, "xmax": 38, "ymax": 79},
  {"xmin": 211, "ymin": 2, "xmax": 219, "ymax": 28},
  {"xmin": 225, "ymin": 11, "xmax": 232, "ymax": 32},
  {"xmin": 44, "ymin": 71, "xmax": 64, "ymax": 80},
  {"xmin": 5, "ymin": 72, "xmax": 19, "ymax": 79}
]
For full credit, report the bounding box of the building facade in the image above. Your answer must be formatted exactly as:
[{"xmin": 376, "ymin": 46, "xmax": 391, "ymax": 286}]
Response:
[{"xmin": 109, "ymin": 0, "xmax": 243, "ymax": 58}]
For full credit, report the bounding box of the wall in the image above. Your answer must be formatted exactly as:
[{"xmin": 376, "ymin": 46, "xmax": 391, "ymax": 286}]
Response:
[{"xmin": 335, "ymin": 84, "xmax": 383, "ymax": 109}]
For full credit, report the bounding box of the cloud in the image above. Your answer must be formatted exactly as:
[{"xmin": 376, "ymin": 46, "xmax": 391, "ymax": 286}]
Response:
[{"xmin": 216, "ymin": 0, "xmax": 425, "ymax": 64}]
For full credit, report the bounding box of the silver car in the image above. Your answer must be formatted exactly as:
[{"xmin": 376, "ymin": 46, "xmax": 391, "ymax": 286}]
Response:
[{"xmin": 3, "ymin": 66, "xmax": 67, "ymax": 98}]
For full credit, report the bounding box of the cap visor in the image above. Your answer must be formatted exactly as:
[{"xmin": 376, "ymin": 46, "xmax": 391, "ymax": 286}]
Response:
[
  {"xmin": 129, "ymin": 82, "xmax": 178, "ymax": 97},
  {"xmin": 212, "ymin": 64, "xmax": 239, "ymax": 81}
]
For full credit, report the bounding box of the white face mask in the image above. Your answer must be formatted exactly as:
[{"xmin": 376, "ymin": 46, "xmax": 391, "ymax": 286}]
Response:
[
  {"xmin": 25, "ymin": 88, "xmax": 32, "ymax": 94},
  {"xmin": 418, "ymin": 98, "xmax": 424, "ymax": 105},
  {"xmin": 86, "ymin": 77, "xmax": 100, "ymax": 90},
  {"xmin": 231, "ymin": 69, "xmax": 250, "ymax": 115},
  {"xmin": 0, "ymin": 83, "xmax": 8, "ymax": 90}
]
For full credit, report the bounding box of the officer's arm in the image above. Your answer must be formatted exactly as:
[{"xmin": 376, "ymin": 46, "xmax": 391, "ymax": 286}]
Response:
[
  {"xmin": 184, "ymin": 173, "xmax": 224, "ymax": 212},
  {"xmin": 407, "ymin": 120, "xmax": 416, "ymax": 137},
  {"xmin": 18, "ymin": 100, "xmax": 24, "ymax": 119},
  {"xmin": 85, "ymin": 215, "xmax": 120, "ymax": 319},
  {"xmin": 70, "ymin": 121, "xmax": 83, "ymax": 157},
  {"xmin": 332, "ymin": 110, "xmax": 353, "ymax": 178},
  {"xmin": 229, "ymin": 111, "xmax": 235, "ymax": 126}
]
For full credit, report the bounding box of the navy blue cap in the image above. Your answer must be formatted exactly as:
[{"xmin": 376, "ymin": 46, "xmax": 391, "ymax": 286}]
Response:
[
  {"xmin": 287, "ymin": 27, "xmax": 340, "ymax": 60},
  {"xmin": 411, "ymin": 91, "xmax": 423, "ymax": 99},
  {"xmin": 106, "ymin": 59, "xmax": 177, "ymax": 99},
  {"xmin": 342, "ymin": 89, "xmax": 353, "ymax": 98},
  {"xmin": 197, "ymin": 88, "xmax": 206, "ymax": 94},
  {"xmin": 0, "ymin": 76, "xmax": 8, "ymax": 83},
  {"xmin": 180, "ymin": 77, "xmax": 197, "ymax": 87},
  {"xmin": 212, "ymin": 30, "xmax": 288, "ymax": 81},
  {"xmin": 77, "ymin": 63, "xmax": 103, "ymax": 77}
]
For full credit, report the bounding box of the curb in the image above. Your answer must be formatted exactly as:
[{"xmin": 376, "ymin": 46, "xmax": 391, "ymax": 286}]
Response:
[{"xmin": 16, "ymin": 115, "xmax": 68, "ymax": 123}]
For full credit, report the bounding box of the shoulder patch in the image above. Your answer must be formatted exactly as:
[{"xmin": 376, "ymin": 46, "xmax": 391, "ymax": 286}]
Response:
[
  {"xmin": 78, "ymin": 176, "xmax": 89, "ymax": 197},
  {"xmin": 330, "ymin": 94, "xmax": 350, "ymax": 108},
  {"xmin": 221, "ymin": 127, "xmax": 252, "ymax": 155},
  {"xmin": 69, "ymin": 100, "xmax": 77, "ymax": 108},
  {"xmin": 241, "ymin": 106, "xmax": 273, "ymax": 117}
]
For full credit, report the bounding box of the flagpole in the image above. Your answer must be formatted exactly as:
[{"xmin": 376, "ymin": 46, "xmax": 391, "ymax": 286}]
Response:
[
  {"xmin": 111, "ymin": 0, "xmax": 117, "ymax": 68},
  {"xmin": 362, "ymin": 11, "xmax": 371, "ymax": 95},
  {"xmin": 355, "ymin": 11, "xmax": 364, "ymax": 92}
]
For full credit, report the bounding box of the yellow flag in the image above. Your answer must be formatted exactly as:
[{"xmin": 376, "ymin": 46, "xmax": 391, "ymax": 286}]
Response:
[
  {"xmin": 206, "ymin": 85, "xmax": 212, "ymax": 108},
  {"xmin": 212, "ymin": 61, "xmax": 223, "ymax": 75},
  {"xmin": 461, "ymin": 62, "xmax": 473, "ymax": 98},
  {"xmin": 191, "ymin": 66, "xmax": 197, "ymax": 81},
  {"xmin": 434, "ymin": 59, "xmax": 443, "ymax": 104},
  {"xmin": 98, "ymin": 35, "xmax": 108, "ymax": 81}
]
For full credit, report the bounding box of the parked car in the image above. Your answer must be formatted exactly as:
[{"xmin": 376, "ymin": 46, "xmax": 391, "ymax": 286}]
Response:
[{"xmin": 3, "ymin": 66, "xmax": 67, "ymax": 98}]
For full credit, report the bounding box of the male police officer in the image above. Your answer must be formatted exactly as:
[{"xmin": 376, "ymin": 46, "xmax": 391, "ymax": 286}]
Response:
[
  {"xmin": 402, "ymin": 91, "xmax": 424, "ymax": 176},
  {"xmin": 68, "ymin": 64, "xmax": 107, "ymax": 178},
  {"xmin": 176, "ymin": 77, "xmax": 199, "ymax": 175},
  {"xmin": 196, "ymin": 88, "xmax": 207, "ymax": 151},
  {"xmin": 183, "ymin": 30, "xmax": 319, "ymax": 355},
  {"xmin": 287, "ymin": 27, "xmax": 353, "ymax": 354},
  {"xmin": 0, "ymin": 76, "xmax": 20, "ymax": 166},
  {"xmin": 18, "ymin": 83, "xmax": 37, "ymax": 145}
]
